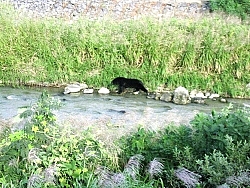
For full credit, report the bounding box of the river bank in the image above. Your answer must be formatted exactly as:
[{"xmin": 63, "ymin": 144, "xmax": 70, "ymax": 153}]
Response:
[{"xmin": 0, "ymin": 2, "xmax": 249, "ymax": 98}]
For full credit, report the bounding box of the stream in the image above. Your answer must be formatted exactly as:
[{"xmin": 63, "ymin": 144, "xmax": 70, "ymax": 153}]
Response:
[{"xmin": 0, "ymin": 86, "xmax": 249, "ymax": 140}]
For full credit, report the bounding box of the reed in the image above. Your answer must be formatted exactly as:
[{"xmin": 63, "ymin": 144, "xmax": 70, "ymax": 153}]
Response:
[{"xmin": 0, "ymin": 4, "xmax": 249, "ymax": 97}]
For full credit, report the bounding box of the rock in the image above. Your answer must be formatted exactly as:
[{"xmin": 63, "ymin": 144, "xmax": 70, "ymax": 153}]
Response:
[
  {"xmin": 190, "ymin": 89, "xmax": 198, "ymax": 98},
  {"xmin": 79, "ymin": 83, "xmax": 88, "ymax": 90},
  {"xmin": 146, "ymin": 93, "xmax": 156, "ymax": 99},
  {"xmin": 133, "ymin": 91, "xmax": 139, "ymax": 95},
  {"xmin": 196, "ymin": 92, "xmax": 206, "ymax": 98},
  {"xmin": 205, "ymin": 92, "xmax": 211, "ymax": 98},
  {"xmin": 190, "ymin": 90, "xmax": 206, "ymax": 99},
  {"xmin": 173, "ymin": 86, "xmax": 190, "ymax": 105},
  {"xmin": 191, "ymin": 97, "xmax": 205, "ymax": 104},
  {"xmin": 154, "ymin": 93, "xmax": 162, "ymax": 100},
  {"xmin": 64, "ymin": 83, "xmax": 88, "ymax": 94},
  {"xmin": 83, "ymin": 88, "xmax": 94, "ymax": 94},
  {"xmin": 209, "ymin": 93, "xmax": 220, "ymax": 99},
  {"xmin": 220, "ymin": 98, "xmax": 227, "ymax": 103},
  {"xmin": 98, "ymin": 87, "xmax": 110, "ymax": 94},
  {"xmin": 64, "ymin": 84, "xmax": 82, "ymax": 94},
  {"xmin": 160, "ymin": 91, "xmax": 173, "ymax": 102}
]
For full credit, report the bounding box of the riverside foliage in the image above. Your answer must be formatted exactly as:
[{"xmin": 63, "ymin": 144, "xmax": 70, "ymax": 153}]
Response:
[
  {"xmin": 0, "ymin": 4, "xmax": 249, "ymax": 98},
  {"xmin": 0, "ymin": 92, "xmax": 250, "ymax": 187}
]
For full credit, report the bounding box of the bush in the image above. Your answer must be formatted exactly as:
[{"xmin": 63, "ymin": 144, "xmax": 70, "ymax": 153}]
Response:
[
  {"xmin": 0, "ymin": 91, "xmax": 116, "ymax": 187},
  {"xmin": 210, "ymin": 0, "xmax": 250, "ymax": 20},
  {"xmin": 118, "ymin": 105, "xmax": 250, "ymax": 187},
  {"xmin": 190, "ymin": 104, "xmax": 250, "ymax": 157}
]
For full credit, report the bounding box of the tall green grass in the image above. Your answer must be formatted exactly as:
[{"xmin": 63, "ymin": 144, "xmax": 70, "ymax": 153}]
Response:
[{"xmin": 0, "ymin": 4, "xmax": 249, "ymax": 97}]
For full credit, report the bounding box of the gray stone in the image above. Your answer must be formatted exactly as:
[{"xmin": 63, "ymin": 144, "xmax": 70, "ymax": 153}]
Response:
[
  {"xmin": 154, "ymin": 92, "xmax": 162, "ymax": 100},
  {"xmin": 191, "ymin": 97, "xmax": 205, "ymax": 104},
  {"xmin": 220, "ymin": 98, "xmax": 227, "ymax": 103},
  {"xmin": 83, "ymin": 88, "xmax": 94, "ymax": 94},
  {"xmin": 173, "ymin": 86, "xmax": 190, "ymax": 105},
  {"xmin": 209, "ymin": 93, "xmax": 220, "ymax": 99},
  {"xmin": 160, "ymin": 91, "xmax": 173, "ymax": 102},
  {"xmin": 98, "ymin": 87, "xmax": 110, "ymax": 94}
]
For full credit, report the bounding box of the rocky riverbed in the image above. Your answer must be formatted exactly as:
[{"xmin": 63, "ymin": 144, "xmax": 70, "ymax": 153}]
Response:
[{"xmin": 1, "ymin": 0, "xmax": 210, "ymax": 20}]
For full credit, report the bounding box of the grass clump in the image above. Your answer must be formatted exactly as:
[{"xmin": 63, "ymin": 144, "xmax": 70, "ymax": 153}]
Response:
[{"xmin": 0, "ymin": 4, "xmax": 250, "ymax": 97}]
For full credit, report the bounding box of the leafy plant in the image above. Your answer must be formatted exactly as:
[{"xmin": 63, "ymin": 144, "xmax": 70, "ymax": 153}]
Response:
[
  {"xmin": 196, "ymin": 135, "xmax": 250, "ymax": 186},
  {"xmin": 210, "ymin": 0, "xmax": 250, "ymax": 20},
  {"xmin": 0, "ymin": 91, "xmax": 116, "ymax": 187},
  {"xmin": 190, "ymin": 104, "xmax": 250, "ymax": 157}
]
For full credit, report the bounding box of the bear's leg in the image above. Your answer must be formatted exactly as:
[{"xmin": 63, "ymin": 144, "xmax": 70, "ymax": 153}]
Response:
[{"xmin": 118, "ymin": 85, "xmax": 125, "ymax": 94}]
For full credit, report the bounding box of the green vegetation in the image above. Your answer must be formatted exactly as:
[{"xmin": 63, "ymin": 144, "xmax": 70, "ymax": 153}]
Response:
[
  {"xmin": 0, "ymin": 4, "xmax": 250, "ymax": 98},
  {"xmin": 210, "ymin": 0, "xmax": 250, "ymax": 20},
  {"xmin": 0, "ymin": 91, "xmax": 250, "ymax": 187}
]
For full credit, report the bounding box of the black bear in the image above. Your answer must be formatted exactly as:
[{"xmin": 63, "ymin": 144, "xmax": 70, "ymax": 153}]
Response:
[{"xmin": 111, "ymin": 77, "xmax": 148, "ymax": 94}]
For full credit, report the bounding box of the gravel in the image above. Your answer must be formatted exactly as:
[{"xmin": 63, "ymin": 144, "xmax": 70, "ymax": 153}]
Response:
[{"xmin": 1, "ymin": 0, "xmax": 211, "ymax": 20}]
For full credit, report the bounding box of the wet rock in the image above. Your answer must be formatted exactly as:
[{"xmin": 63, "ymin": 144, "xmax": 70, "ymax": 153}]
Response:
[
  {"xmin": 133, "ymin": 91, "xmax": 140, "ymax": 95},
  {"xmin": 64, "ymin": 84, "xmax": 81, "ymax": 94},
  {"xmin": 190, "ymin": 89, "xmax": 198, "ymax": 98},
  {"xmin": 173, "ymin": 86, "xmax": 190, "ymax": 105},
  {"xmin": 154, "ymin": 93, "xmax": 162, "ymax": 100},
  {"xmin": 209, "ymin": 93, "xmax": 220, "ymax": 99},
  {"xmin": 205, "ymin": 92, "xmax": 211, "ymax": 98},
  {"xmin": 98, "ymin": 87, "xmax": 110, "ymax": 94},
  {"xmin": 160, "ymin": 91, "xmax": 173, "ymax": 102},
  {"xmin": 64, "ymin": 83, "xmax": 88, "ymax": 94},
  {"xmin": 190, "ymin": 90, "xmax": 206, "ymax": 99},
  {"xmin": 196, "ymin": 92, "xmax": 206, "ymax": 98},
  {"xmin": 146, "ymin": 93, "xmax": 157, "ymax": 99},
  {"xmin": 83, "ymin": 88, "xmax": 94, "ymax": 94},
  {"xmin": 191, "ymin": 97, "xmax": 205, "ymax": 104},
  {"xmin": 220, "ymin": 98, "xmax": 227, "ymax": 103}
]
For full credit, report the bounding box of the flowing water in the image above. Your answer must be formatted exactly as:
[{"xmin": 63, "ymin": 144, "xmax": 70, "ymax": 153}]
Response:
[{"xmin": 0, "ymin": 86, "xmax": 249, "ymax": 140}]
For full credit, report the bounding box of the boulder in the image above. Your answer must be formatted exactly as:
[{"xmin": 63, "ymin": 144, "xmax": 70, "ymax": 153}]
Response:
[
  {"xmin": 190, "ymin": 89, "xmax": 198, "ymax": 98},
  {"xmin": 154, "ymin": 93, "xmax": 162, "ymax": 100},
  {"xmin": 98, "ymin": 87, "xmax": 110, "ymax": 94},
  {"xmin": 64, "ymin": 84, "xmax": 81, "ymax": 94},
  {"xmin": 173, "ymin": 86, "xmax": 191, "ymax": 105},
  {"xmin": 209, "ymin": 93, "xmax": 220, "ymax": 99},
  {"xmin": 83, "ymin": 88, "xmax": 94, "ymax": 94},
  {"xmin": 191, "ymin": 97, "xmax": 205, "ymax": 104},
  {"xmin": 64, "ymin": 83, "xmax": 88, "ymax": 94},
  {"xmin": 220, "ymin": 98, "xmax": 227, "ymax": 103},
  {"xmin": 160, "ymin": 91, "xmax": 173, "ymax": 102}
]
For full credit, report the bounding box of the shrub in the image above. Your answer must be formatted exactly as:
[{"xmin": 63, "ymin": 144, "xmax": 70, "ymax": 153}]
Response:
[
  {"xmin": 190, "ymin": 104, "xmax": 250, "ymax": 158},
  {"xmin": 210, "ymin": 0, "xmax": 250, "ymax": 20},
  {"xmin": 197, "ymin": 135, "xmax": 250, "ymax": 186},
  {"xmin": 0, "ymin": 91, "xmax": 116, "ymax": 187}
]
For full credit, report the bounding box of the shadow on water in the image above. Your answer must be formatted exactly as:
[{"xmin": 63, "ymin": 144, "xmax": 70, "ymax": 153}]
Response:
[{"xmin": 0, "ymin": 86, "xmax": 249, "ymax": 140}]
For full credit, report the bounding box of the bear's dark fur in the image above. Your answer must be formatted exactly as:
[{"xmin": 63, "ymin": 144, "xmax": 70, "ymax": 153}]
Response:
[{"xmin": 111, "ymin": 77, "xmax": 148, "ymax": 94}]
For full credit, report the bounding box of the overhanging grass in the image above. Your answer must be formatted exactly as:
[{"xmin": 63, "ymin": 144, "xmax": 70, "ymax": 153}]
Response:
[{"xmin": 0, "ymin": 4, "xmax": 249, "ymax": 97}]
